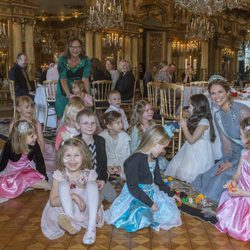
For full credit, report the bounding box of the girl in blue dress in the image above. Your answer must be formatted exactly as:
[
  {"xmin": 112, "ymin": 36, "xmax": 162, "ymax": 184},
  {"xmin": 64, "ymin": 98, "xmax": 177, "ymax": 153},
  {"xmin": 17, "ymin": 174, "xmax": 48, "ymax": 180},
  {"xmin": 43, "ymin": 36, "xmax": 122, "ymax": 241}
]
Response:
[{"xmin": 105, "ymin": 124, "xmax": 182, "ymax": 232}]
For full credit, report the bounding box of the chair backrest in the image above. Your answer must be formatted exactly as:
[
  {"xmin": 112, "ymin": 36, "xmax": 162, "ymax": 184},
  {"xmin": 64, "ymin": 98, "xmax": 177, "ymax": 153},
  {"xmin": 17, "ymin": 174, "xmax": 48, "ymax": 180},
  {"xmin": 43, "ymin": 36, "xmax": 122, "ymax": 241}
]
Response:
[
  {"xmin": 190, "ymin": 81, "xmax": 208, "ymax": 87},
  {"xmin": 43, "ymin": 80, "xmax": 57, "ymax": 102},
  {"xmin": 92, "ymin": 80, "xmax": 113, "ymax": 109},
  {"xmin": 159, "ymin": 83, "xmax": 184, "ymax": 123},
  {"xmin": 147, "ymin": 81, "xmax": 161, "ymax": 110},
  {"xmin": 8, "ymin": 80, "xmax": 16, "ymax": 118}
]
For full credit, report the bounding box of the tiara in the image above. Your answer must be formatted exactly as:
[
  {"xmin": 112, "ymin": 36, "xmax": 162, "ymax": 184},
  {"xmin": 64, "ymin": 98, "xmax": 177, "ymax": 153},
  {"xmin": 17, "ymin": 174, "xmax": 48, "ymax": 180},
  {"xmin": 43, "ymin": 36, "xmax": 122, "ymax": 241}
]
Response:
[
  {"xmin": 208, "ymin": 75, "xmax": 227, "ymax": 84},
  {"xmin": 18, "ymin": 121, "xmax": 29, "ymax": 133}
]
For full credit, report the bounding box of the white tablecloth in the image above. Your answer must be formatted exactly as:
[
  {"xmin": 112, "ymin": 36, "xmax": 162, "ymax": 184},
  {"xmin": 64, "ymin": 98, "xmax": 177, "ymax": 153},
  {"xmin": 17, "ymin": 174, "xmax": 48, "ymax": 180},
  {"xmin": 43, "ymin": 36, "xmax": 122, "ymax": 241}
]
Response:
[
  {"xmin": 183, "ymin": 86, "xmax": 207, "ymax": 106},
  {"xmin": 34, "ymin": 85, "xmax": 57, "ymax": 128}
]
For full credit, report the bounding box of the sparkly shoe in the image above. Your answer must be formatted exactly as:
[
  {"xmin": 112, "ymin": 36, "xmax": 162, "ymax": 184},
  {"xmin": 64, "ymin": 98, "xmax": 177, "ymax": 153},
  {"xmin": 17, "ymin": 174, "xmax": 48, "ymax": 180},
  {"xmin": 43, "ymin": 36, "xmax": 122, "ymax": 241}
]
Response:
[
  {"xmin": 57, "ymin": 214, "xmax": 78, "ymax": 235},
  {"xmin": 82, "ymin": 228, "xmax": 96, "ymax": 245}
]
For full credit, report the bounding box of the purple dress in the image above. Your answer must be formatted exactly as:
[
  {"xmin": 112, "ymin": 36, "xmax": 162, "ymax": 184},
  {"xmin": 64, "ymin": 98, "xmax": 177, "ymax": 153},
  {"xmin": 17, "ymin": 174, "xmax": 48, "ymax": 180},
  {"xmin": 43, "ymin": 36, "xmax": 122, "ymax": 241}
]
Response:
[
  {"xmin": 216, "ymin": 149, "xmax": 250, "ymax": 241},
  {"xmin": 0, "ymin": 154, "xmax": 44, "ymax": 199}
]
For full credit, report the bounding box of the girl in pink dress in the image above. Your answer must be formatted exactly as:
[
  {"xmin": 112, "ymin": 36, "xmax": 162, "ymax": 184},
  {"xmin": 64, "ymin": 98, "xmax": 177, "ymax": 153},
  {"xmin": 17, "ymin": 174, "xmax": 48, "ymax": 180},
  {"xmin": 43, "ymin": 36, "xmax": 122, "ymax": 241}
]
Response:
[
  {"xmin": 71, "ymin": 80, "xmax": 93, "ymax": 107},
  {"xmin": 55, "ymin": 99, "xmax": 85, "ymax": 150},
  {"xmin": 41, "ymin": 138, "xmax": 103, "ymax": 245},
  {"xmin": 216, "ymin": 117, "xmax": 250, "ymax": 241},
  {"xmin": 0, "ymin": 120, "xmax": 50, "ymax": 202},
  {"xmin": 9, "ymin": 96, "xmax": 56, "ymax": 180}
]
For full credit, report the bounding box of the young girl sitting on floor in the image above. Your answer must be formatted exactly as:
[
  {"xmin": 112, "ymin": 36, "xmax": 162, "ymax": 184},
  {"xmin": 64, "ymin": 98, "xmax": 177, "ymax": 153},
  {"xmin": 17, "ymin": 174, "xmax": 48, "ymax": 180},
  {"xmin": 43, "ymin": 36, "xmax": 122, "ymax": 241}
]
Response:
[
  {"xmin": 165, "ymin": 94, "xmax": 215, "ymax": 183},
  {"xmin": 55, "ymin": 99, "xmax": 85, "ymax": 150},
  {"xmin": 216, "ymin": 117, "xmax": 250, "ymax": 241},
  {"xmin": 9, "ymin": 96, "xmax": 45, "ymax": 153},
  {"xmin": 130, "ymin": 100, "xmax": 168, "ymax": 171},
  {"xmin": 105, "ymin": 124, "xmax": 182, "ymax": 232},
  {"xmin": 0, "ymin": 120, "xmax": 50, "ymax": 203},
  {"xmin": 41, "ymin": 138, "xmax": 103, "ymax": 245},
  {"xmin": 72, "ymin": 80, "xmax": 93, "ymax": 107},
  {"xmin": 100, "ymin": 111, "xmax": 131, "ymax": 179}
]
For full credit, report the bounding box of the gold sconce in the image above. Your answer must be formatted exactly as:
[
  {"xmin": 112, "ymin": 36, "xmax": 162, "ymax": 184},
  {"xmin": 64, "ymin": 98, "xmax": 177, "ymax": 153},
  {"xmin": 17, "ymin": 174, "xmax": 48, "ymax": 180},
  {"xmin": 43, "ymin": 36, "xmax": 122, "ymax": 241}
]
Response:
[{"xmin": 222, "ymin": 48, "xmax": 234, "ymax": 60}]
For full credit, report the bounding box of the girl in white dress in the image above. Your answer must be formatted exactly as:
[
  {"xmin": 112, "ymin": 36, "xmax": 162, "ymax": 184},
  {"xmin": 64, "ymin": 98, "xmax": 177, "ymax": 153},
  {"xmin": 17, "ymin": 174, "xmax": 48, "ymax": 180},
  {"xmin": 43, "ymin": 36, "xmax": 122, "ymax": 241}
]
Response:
[
  {"xmin": 100, "ymin": 111, "xmax": 131, "ymax": 179},
  {"xmin": 165, "ymin": 94, "xmax": 215, "ymax": 183},
  {"xmin": 41, "ymin": 138, "xmax": 104, "ymax": 245}
]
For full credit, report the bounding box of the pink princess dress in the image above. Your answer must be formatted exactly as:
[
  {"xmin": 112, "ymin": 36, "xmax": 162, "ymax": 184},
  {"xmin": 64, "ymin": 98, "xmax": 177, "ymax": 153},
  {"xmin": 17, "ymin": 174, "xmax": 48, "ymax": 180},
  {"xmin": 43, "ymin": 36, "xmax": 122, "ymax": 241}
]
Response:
[
  {"xmin": 216, "ymin": 149, "xmax": 250, "ymax": 241},
  {"xmin": 0, "ymin": 141, "xmax": 46, "ymax": 201},
  {"xmin": 41, "ymin": 169, "xmax": 104, "ymax": 239}
]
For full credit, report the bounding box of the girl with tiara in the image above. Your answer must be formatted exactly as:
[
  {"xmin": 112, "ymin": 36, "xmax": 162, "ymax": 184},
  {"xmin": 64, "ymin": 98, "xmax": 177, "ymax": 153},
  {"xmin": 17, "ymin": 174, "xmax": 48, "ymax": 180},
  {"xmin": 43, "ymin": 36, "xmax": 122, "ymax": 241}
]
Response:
[
  {"xmin": 105, "ymin": 125, "xmax": 182, "ymax": 232},
  {"xmin": 0, "ymin": 120, "xmax": 50, "ymax": 202},
  {"xmin": 216, "ymin": 117, "xmax": 250, "ymax": 241},
  {"xmin": 41, "ymin": 138, "xmax": 103, "ymax": 245},
  {"xmin": 165, "ymin": 94, "xmax": 215, "ymax": 183}
]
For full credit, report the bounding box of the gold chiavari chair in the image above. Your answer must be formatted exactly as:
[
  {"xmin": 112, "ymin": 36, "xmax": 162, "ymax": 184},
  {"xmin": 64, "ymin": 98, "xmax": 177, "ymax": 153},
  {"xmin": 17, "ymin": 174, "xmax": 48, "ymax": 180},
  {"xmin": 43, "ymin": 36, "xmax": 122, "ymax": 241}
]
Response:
[
  {"xmin": 160, "ymin": 82, "xmax": 184, "ymax": 157},
  {"xmin": 43, "ymin": 80, "xmax": 57, "ymax": 131},
  {"xmin": 9, "ymin": 80, "xmax": 16, "ymax": 118},
  {"xmin": 92, "ymin": 80, "xmax": 113, "ymax": 113},
  {"xmin": 147, "ymin": 81, "xmax": 162, "ymax": 112}
]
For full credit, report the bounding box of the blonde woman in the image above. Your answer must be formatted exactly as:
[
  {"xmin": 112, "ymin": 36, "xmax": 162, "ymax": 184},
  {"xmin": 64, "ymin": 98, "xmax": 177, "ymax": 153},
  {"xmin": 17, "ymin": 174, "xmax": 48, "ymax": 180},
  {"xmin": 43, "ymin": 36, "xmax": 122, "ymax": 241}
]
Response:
[{"xmin": 115, "ymin": 59, "xmax": 135, "ymax": 101}]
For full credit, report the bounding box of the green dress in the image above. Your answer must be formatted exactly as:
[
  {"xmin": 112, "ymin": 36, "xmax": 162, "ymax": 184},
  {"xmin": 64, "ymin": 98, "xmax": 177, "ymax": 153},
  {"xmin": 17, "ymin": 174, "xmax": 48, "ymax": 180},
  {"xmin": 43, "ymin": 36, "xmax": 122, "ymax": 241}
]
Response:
[{"xmin": 55, "ymin": 55, "xmax": 91, "ymax": 118}]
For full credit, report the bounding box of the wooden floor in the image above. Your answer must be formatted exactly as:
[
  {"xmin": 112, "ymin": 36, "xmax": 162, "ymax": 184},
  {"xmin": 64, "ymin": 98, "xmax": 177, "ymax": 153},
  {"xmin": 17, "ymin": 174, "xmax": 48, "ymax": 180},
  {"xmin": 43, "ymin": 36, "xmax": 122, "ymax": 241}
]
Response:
[{"xmin": 0, "ymin": 190, "xmax": 250, "ymax": 250}]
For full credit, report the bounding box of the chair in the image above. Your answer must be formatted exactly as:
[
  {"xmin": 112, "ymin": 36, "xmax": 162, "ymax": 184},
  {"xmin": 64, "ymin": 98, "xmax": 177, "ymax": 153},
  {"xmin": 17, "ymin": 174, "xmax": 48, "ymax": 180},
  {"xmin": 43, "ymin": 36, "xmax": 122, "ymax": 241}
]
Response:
[
  {"xmin": 147, "ymin": 81, "xmax": 162, "ymax": 111},
  {"xmin": 159, "ymin": 83, "xmax": 184, "ymax": 157},
  {"xmin": 43, "ymin": 80, "xmax": 57, "ymax": 131},
  {"xmin": 139, "ymin": 79, "xmax": 144, "ymax": 99},
  {"xmin": 9, "ymin": 80, "xmax": 16, "ymax": 118},
  {"xmin": 92, "ymin": 80, "xmax": 113, "ymax": 112},
  {"xmin": 120, "ymin": 80, "xmax": 137, "ymax": 116}
]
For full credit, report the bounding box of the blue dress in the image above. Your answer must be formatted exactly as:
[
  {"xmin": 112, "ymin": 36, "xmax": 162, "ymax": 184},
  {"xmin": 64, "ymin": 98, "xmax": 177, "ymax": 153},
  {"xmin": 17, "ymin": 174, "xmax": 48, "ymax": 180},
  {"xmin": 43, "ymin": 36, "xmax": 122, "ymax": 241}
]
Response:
[
  {"xmin": 105, "ymin": 161, "xmax": 181, "ymax": 232},
  {"xmin": 192, "ymin": 102, "xmax": 250, "ymax": 203}
]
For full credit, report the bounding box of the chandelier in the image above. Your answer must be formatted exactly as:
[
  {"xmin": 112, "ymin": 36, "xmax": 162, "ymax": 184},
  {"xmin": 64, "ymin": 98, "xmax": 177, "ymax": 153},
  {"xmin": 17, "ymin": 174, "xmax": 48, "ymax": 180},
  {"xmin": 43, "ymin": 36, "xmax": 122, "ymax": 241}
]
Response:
[
  {"xmin": 222, "ymin": 48, "xmax": 234, "ymax": 60},
  {"xmin": 174, "ymin": 0, "xmax": 244, "ymax": 16},
  {"xmin": 88, "ymin": 0, "xmax": 124, "ymax": 29},
  {"xmin": 172, "ymin": 40, "xmax": 201, "ymax": 54},
  {"xmin": 102, "ymin": 33, "xmax": 123, "ymax": 49},
  {"xmin": 0, "ymin": 22, "xmax": 8, "ymax": 49},
  {"xmin": 187, "ymin": 16, "xmax": 215, "ymax": 40}
]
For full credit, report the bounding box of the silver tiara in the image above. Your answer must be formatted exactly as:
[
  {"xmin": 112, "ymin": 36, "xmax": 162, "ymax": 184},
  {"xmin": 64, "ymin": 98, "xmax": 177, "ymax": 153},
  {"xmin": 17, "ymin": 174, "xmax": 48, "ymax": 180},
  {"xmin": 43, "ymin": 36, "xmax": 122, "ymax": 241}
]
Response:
[
  {"xmin": 18, "ymin": 121, "xmax": 29, "ymax": 133},
  {"xmin": 208, "ymin": 75, "xmax": 227, "ymax": 84}
]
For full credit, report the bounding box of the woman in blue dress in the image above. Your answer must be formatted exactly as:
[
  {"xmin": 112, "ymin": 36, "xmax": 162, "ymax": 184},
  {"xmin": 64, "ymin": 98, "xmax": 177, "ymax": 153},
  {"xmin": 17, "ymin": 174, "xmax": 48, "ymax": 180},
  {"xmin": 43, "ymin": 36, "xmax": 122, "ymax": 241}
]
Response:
[
  {"xmin": 105, "ymin": 124, "xmax": 182, "ymax": 232},
  {"xmin": 192, "ymin": 77, "xmax": 250, "ymax": 203},
  {"xmin": 55, "ymin": 38, "xmax": 91, "ymax": 118}
]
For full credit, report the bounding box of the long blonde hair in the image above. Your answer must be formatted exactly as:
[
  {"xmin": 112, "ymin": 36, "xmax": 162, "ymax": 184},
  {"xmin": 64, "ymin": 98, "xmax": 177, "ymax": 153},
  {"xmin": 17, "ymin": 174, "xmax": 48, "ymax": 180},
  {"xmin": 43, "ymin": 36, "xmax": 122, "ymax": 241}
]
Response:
[
  {"xmin": 62, "ymin": 98, "xmax": 85, "ymax": 124},
  {"xmin": 129, "ymin": 100, "xmax": 155, "ymax": 139},
  {"xmin": 56, "ymin": 137, "xmax": 92, "ymax": 172},
  {"xmin": 15, "ymin": 96, "xmax": 36, "ymax": 124},
  {"xmin": 136, "ymin": 124, "xmax": 170, "ymax": 153},
  {"xmin": 10, "ymin": 120, "xmax": 37, "ymax": 154}
]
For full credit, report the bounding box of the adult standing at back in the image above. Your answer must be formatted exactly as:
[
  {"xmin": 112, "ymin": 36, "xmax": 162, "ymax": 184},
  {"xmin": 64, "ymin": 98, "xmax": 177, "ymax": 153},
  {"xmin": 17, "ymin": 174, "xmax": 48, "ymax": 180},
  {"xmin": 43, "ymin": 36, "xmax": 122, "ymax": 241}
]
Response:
[
  {"xmin": 55, "ymin": 38, "xmax": 91, "ymax": 118},
  {"xmin": 12, "ymin": 53, "xmax": 34, "ymax": 98},
  {"xmin": 105, "ymin": 58, "xmax": 120, "ymax": 89},
  {"xmin": 115, "ymin": 59, "xmax": 135, "ymax": 101},
  {"xmin": 90, "ymin": 58, "xmax": 111, "ymax": 82}
]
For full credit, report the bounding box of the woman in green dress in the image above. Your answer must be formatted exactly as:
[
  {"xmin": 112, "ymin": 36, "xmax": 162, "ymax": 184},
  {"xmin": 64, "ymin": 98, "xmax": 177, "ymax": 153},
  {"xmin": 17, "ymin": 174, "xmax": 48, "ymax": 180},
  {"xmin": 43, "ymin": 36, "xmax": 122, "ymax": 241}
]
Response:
[{"xmin": 55, "ymin": 38, "xmax": 91, "ymax": 118}]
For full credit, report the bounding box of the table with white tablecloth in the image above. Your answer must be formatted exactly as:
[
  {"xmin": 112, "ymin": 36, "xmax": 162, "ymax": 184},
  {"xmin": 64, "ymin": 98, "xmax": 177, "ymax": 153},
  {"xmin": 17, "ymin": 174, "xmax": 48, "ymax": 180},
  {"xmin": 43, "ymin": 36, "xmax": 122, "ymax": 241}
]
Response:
[
  {"xmin": 183, "ymin": 85, "xmax": 207, "ymax": 106},
  {"xmin": 34, "ymin": 84, "xmax": 57, "ymax": 128}
]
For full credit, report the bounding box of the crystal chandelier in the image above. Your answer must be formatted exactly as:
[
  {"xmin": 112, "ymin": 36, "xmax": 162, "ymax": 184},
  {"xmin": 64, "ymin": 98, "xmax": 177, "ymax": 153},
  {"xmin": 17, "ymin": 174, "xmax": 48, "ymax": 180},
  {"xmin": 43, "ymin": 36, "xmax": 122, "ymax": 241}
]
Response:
[
  {"xmin": 174, "ymin": 0, "xmax": 245, "ymax": 16},
  {"xmin": 102, "ymin": 33, "xmax": 123, "ymax": 49},
  {"xmin": 88, "ymin": 0, "xmax": 124, "ymax": 29},
  {"xmin": 172, "ymin": 40, "xmax": 201, "ymax": 54},
  {"xmin": 187, "ymin": 16, "xmax": 215, "ymax": 40}
]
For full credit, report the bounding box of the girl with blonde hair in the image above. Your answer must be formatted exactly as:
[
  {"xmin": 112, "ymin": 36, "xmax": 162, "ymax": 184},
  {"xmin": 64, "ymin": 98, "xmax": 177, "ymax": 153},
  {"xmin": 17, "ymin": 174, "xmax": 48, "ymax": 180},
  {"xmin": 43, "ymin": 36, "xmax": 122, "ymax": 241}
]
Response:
[
  {"xmin": 0, "ymin": 120, "xmax": 50, "ymax": 202},
  {"xmin": 55, "ymin": 99, "xmax": 85, "ymax": 150},
  {"xmin": 41, "ymin": 138, "xmax": 104, "ymax": 245},
  {"xmin": 105, "ymin": 124, "xmax": 182, "ymax": 232}
]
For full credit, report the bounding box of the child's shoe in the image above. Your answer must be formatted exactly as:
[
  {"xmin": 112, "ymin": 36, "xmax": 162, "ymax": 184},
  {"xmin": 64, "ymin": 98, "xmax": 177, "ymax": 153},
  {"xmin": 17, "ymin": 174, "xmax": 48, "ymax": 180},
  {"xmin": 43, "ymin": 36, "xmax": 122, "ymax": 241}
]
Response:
[
  {"xmin": 57, "ymin": 214, "xmax": 78, "ymax": 235},
  {"xmin": 82, "ymin": 227, "xmax": 96, "ymax": 245}
]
